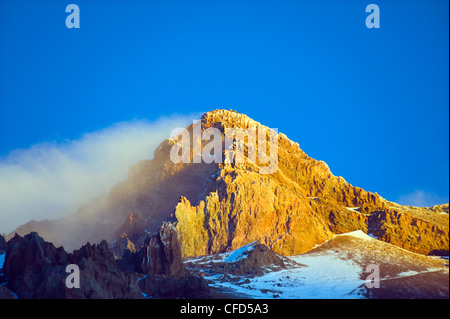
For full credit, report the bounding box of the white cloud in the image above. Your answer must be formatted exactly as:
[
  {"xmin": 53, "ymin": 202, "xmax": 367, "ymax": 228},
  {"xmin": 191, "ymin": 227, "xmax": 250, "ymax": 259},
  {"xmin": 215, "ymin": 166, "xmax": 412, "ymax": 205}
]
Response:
[
  {"xmin": 0, "ymin": 113, "xmax": 198, "ymax": 234},
  {"xmin": 396, "ymin": 190, "xmax": 449, "ymax": 208}
]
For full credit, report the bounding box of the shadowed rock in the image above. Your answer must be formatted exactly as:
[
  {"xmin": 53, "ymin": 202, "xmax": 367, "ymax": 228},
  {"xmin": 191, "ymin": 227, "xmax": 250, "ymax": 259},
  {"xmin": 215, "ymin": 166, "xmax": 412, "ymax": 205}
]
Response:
[
  {"xmin": 116, "ymin": 222, "xmax": 211, "ymax": 298},
  {"xmin": 0, "ymin": 234, "xmax": 6, "ymax": 252},
  {"xmin": 3, "ymin": 232, "xmax": 141, "ymax": 299}
]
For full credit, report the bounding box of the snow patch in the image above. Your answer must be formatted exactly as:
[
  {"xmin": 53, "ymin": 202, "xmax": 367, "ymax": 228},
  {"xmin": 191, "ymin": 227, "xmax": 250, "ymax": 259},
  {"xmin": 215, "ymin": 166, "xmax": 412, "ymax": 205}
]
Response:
[
  {"xmin": 395, "ymin": 270, "xmax": 421, "ymax": 278},
  {"xmin": 366, "ymin": 232, "xmax": 378, "ymax": 240},
  {"xmin": 225, "ymin": 242, "xmax": 257, "ymax": 263},
  {"xmin": 0, "ymin": 253, "xmax": 5, "ymax": 269},
  {"xmin": 201, "ymin": 251, "xmax": 366, "ymax": 299},
  {"xmin": 337, "ymin": 230, "xmax": 376, "ymax": 241}
]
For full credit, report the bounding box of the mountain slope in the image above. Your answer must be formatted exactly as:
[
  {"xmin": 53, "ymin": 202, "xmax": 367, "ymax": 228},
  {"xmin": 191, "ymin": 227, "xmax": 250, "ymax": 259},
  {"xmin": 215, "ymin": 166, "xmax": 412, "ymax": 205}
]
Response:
[
  {"xmin": 185, "ymin": 231, "xmax": 449, "ymax": 299},
  {"xmin": 6, "ymin": 109, "xmax": 449, "ymax": 258}
]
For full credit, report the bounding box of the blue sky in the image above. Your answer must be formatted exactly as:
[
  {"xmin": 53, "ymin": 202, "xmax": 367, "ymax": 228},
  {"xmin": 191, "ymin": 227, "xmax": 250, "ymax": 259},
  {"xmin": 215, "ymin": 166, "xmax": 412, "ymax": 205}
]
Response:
[{"xmin": 0, "ymin": 0, "xmax": 448, "ymax": 223}]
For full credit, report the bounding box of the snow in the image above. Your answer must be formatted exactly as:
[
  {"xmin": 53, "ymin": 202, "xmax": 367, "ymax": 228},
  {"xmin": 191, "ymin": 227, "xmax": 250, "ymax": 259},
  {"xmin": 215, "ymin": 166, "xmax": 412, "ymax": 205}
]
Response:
[
  {"xmin": 187, "ymin": 230, "xmax": 448, "ymax": 299},
  {"xmin": 346, "ymin": 207, "xmax": 360, "ymax": 212},
  {"xmin": 193, "ymin": 238, "xmax": 371, "ymax": 299},
  {"xmin": 282, "ymin": 253, "xmax": 365, "ymax": 298},
  {"xmin": 366, "ymin": 232, "xmax": 378, "ymax": 240},
  {"xmin": 189, "ymin": 231, "xmax": 390, "ymax": 298},
  {"xmin": 225, "ymin": 242, "xmax": 257, "ymax": 263},
  {"xmin": 0, "ymin": 253, "xmax": 5, "ymax": 269},
  {"xmin": 337, "ymin": 230, "xmax": 376, "ymax": 241},
  {"xmin": 202, "ymin": 250, "xmax": 366, "ymax": 299},
  {"xmin": 395, "ymin": 270, "xmax": 421, "ymax": 278}
]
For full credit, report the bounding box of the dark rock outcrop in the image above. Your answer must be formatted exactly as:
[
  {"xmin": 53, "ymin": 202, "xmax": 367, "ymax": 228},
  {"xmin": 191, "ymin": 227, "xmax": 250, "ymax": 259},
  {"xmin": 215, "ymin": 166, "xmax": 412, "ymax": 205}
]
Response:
[
  {"xmin": 69, "ymin": 240, "xmax": 142, "ymax": 299},
  {"xmin": 146, "ymin": 222, "xmax": 184, "ymax": 277},
  {"xmin": 0, "ymin": 286, "xmax": 16, "ymax": 299},
  {"xmin": 223, "ymin": 243, "xmax": 287, "ymax": 276},
  {"xmin": 118, "ymin": 222, "xmax": 185, "ymax": 277},
  {"xmin": 3, "ymin": 232, "xmax": 141, "ymax": 299},
  {"xmin": 0, "ymin": 234, "xmax": 6, "ymax": 252},
  {"xmin": 4, "ymin": 232, "xmax": 69, "ymax": 299},
  {"xmin": 138, "ymin": 273, "xmax": 211, "ymax": 299},
  {"xmin": 116, "ymin": 222, "xmax": 211, "ymax": 298}
]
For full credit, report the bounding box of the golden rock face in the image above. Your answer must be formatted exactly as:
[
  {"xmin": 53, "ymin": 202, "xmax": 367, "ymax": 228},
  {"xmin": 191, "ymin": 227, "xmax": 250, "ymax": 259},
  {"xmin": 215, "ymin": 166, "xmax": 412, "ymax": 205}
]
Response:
[
  {"xmin": 174, "ymin": 166, "xmax": 335, "ymax": 257},
  {"xmin": 151, "ymin": 109, "xmax": 447, "ymax": 257}
]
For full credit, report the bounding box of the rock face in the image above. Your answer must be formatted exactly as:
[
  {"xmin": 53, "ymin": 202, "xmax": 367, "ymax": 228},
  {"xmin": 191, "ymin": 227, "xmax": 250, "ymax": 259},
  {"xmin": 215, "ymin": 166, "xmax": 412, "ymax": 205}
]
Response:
[
  {"xmin": 0, "ymin": 286, "xmax": 16, "ymax": 299},
  {"xmin": 2, "ymin": 228, "xmax": 209, "ymax": 299},
  {"xmin": 6, "ymin": 109, "xmax": 449, "ymax": 258},
  {"xmin": 152, "ymin": 110, "xmax": 449, "ymax": 257},
  {"xmin": 3, "ymin": 232, "xmax": 141, "ymax": 299},
  {"xmin": 369, "ymin": 209, "xmax": 449, "ymax": 255},
  {"xmin": 116, "ymin": 222, "xmax": 185, "ymax": 277},
  {"xmin": 0, "ymin": 235, "xmax": 14, "ymax": 298},
  {"xmin": 138, "ymin": 274, "xmax": 211, "ymax": 299},
  {"xmin": 140, "ymin": 222, "xmax": 185, "ymax": 277},
  {"xmin": 4, "ymin": 232, "xmax": 69, "ymax": 299},
  {"xmin": 69, "ymin": 240, "xmax": 142, "ymax": 299},
  {"xmin": 430, "ymin": 204, "xmax": 449, "ymax": 214},
  {"xmin": 0, "ymin": 234, "xmax": 6, "ymax": 252},
  {"xmin": 115, "ymin": 222, "xmax": 211, "ymax": 298},
  {"xmin": 222, "ymin": 242, "xmax": 288, "ymax": 276}
]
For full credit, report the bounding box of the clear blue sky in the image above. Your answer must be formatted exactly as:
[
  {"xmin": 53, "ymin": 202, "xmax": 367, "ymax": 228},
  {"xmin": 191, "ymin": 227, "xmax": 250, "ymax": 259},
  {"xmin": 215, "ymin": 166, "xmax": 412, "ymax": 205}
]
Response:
[{"xmin": 0, "ymin": 0, "xmax": 448, "ymax": 206}]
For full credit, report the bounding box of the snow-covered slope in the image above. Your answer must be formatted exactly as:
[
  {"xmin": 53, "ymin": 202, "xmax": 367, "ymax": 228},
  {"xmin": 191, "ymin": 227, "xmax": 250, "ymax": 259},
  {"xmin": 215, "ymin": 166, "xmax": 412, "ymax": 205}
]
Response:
[{"xmin": 185, "ymin": 231, "xmax": 449, "ymax": 299}]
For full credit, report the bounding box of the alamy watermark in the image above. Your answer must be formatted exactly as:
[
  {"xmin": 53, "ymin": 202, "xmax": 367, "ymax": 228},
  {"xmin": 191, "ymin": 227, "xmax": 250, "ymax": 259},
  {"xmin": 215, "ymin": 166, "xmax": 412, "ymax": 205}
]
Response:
[
  {"xmin": 65, "ymin": 4, "xmax": 80, "ymax": 29},
  {"xmin": 365, "ymin": 264, "xmax": 380, "ymax": 289},
  {"xmin": 65, "ymin": 264, "xmax": 80, "ymax": 289},
  {"xmin": 365, "ymin": 4, "xmax": 380, "ymax": 29},
  {"xmin": 169, "ymin": 120, "xmax": 279, "ymax": 174},
  {"xmin": 64, "ymin": 4, "xmax": 379, "ymax": 29}
]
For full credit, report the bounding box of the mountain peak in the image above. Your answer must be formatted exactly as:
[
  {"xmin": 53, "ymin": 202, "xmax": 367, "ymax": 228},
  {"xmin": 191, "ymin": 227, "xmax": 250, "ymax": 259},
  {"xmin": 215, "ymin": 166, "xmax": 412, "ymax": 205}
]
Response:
[
  {"xmin": 6, "ymin": 110, "xmax": 449, "ymax": 259},
  {"xmin": 201, "ymin": 109, "xmax": 262, "ymax": 129}
]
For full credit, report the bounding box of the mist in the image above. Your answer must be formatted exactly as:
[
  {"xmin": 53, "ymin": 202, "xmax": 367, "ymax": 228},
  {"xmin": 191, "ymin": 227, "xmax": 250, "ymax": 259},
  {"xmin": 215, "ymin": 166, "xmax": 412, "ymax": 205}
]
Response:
[
  {"xmin": 0, "ymin": 113, "xmax": 198, "ymax": 235},
  {"xmin": 396, "ymin": 190, "xmax": 449, "ymax": 208}
]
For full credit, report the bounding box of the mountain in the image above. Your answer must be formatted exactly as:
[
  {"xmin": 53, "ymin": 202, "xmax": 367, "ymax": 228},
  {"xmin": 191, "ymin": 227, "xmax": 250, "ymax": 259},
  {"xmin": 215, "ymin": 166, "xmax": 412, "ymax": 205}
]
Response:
[
  {"xmin": 6, "ymin": 109, "xmax": 449, "ymax": 257},
  {"xmin": 2, "ymin": 109, "xmax": 448, "ymax": 299}
]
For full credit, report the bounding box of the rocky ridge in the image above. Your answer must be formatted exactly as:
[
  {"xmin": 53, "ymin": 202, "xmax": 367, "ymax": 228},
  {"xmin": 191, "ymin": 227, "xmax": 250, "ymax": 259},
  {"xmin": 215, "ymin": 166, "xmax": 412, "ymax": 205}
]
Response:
[
  {"xmin": 108, "ymin": 109, "xmax": 448, "ymax": 257},
  {"xmin": 0, "ymin": 225, "xmax": 209, "ymax": 299},
  {"xmin": 5, "ymin": 110, "xmax": 449, "ymax": 258}
]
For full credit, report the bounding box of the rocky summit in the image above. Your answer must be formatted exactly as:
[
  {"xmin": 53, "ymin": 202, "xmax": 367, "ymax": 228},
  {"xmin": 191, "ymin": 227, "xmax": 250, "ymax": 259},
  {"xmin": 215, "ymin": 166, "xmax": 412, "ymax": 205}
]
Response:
[
  {"xmin": 81, "ymin": 109, "xmax": 448, "ymax": 257},
  {"xmin": 1, "ymin": 109, "xmax": 448, "ymax": 299}
]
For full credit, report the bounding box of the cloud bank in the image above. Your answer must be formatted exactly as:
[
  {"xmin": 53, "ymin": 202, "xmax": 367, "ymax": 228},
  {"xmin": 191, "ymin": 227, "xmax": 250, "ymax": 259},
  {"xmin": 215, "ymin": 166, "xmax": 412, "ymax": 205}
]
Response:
[{"xmin": 0, "ymin": 114, "xmax": 197, "ymax": 234}]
